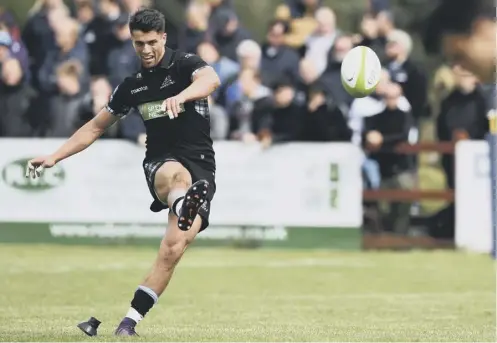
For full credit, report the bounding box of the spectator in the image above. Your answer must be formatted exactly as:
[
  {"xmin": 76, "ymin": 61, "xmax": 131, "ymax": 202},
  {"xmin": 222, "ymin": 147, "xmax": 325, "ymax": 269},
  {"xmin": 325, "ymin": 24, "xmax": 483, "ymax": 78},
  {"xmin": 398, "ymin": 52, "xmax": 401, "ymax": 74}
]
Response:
[
  {"xmin": 89, "ymin": 76, "xmax": 120, "ymax": 138},
  {"xmin": 205, "ymin": 0, "xmax": 235, "ymax": 37},
  {"xmin": 22, "ymin": 0, "xmax": 69, "ymax": 89},
  {"xmin": 264, "ymin": 78, "xmax": 305, "ymax": 144},
  {"xmin": 45, "ymin": 60, "xmax": 91, "ymax": 137},
  {"xmin": 107, "ymin": 14, "xmax": 140, "ymax": 89},
  {"xmin": 0, "ymin": 30, "xmax": 32, "ymax": 137},
  {"xmin": 0, "ymin": 22, "xmax": 30, "ymax": 83},
  {"xmin": 376, "ymin": 10, "xmax": 395, "ymax": 39},
  {"xmin": 354, "ymin": 12, "xmax": 387, "ymax": 63},
  {"xmin": 73, "ymin": 0, "xmax": 96, "ymax": 27},
  {"xmin": 122, "ymin": 0, "xmax": 152, "ymax": 14},
  {"xmin": 275, "ymin": 0, "xmax": 323, "ymax": 22},
  {"xmin": 83, "ymin": 0, "xmax": 124, "ymax": 76},
  {"xmin": 437, "ymin": 65, "xmax": 489, "ymax": 188},
  {"xmin": 229, "ymin": 68, "xmax": 273, "ymax": 143},
  {"xmin": 197, "ymin": 41, "xmax": 239, "ymax": 101},
  {"xmin": 236, "ymin": 39, "xmax": 262, "ymax": 70},
  {"xmin": 211, "ymin": 10, "xmax": 251, "ymax": 62},
  {"xmin": 301, "ymin": 7, "xmax": 339, "ymax": 76},
  {"xmin": 208, "ymin": 95, "xmax": 230, "ymax": 140},
  {"xmin": 362, "ymin": 79, "xmax": 415, "ymax": 234},
  {"xmin": 38, "ymin": 17, "xmax": 89, "ymax": 95},
  {"xmin": 216, "ymin": 39, "xmax": 261, "ymax": 107},
  {"xmin": 119, "ymin": 109, "xmax": 147, "ymax": 145},
  {"xmin": 386, "ymin": 29, "xmax": 428, "ymax": 123},
  {"xmin": 301, "ymin": 82, "xmax": 352, "ymax": 142},
  {"xmin": 260, "ymin": 20, "xmax": 300, "ymax": 88},
  {"xmin": 184, "ymin": 1, "xmax": 210, "ymax": 54},
  {"xmin": 317, "ymin": 34, "xmax": 355, "ymax": 111},
  {"xmin": 275, "ymin": 0, "xmax": 323, "ymax": 48},
  {"xmin": 349, "ymin": 70, "xmax": 404, "ymax": 189},
  {"xmin": 368, "ymin": 0, "xmax": 391, "ymax": 14},
  {"xmin": 295, "ymin": 58, "xmax": 320, "ymax": 106},
  {"xmin": 0, "ymin": 6, "xmax": 21, "ymax": 41}
]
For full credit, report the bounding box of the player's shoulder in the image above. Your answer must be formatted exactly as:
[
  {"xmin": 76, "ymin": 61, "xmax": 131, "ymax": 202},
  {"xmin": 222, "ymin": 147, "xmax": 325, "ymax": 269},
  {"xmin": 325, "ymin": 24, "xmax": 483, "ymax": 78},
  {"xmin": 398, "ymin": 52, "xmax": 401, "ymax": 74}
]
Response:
[
  {"xmin": 173, "ymin": 51, "xmax": 203, "ymax": 64},
  {"xmin": 123, "ymin": 71, "xmax": 146, "ymax": 86},
  {"xmin": 111, "ymin": 72, "xmax": 145, "ymax": 93}
]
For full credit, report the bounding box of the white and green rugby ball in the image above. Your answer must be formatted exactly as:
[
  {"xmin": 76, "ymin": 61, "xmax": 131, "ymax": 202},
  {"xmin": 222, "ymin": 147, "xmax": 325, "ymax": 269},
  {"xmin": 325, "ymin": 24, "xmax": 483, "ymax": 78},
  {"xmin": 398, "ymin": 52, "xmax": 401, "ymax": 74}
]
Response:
[{"xmin": 341, "ymin": 45, "xmax": 382, "ymax": 98}]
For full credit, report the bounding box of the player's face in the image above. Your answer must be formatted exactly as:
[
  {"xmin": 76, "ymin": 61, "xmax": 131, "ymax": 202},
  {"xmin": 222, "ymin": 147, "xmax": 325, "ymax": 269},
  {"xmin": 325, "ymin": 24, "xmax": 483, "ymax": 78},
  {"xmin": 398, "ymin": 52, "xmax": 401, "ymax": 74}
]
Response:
[
  {"xmin": 131, "ymin": 30, "xmax": 167, "ymax": 68},
  {"xmin": 442, "ymin": 19, "xmax": 496, "ymax": 83}
]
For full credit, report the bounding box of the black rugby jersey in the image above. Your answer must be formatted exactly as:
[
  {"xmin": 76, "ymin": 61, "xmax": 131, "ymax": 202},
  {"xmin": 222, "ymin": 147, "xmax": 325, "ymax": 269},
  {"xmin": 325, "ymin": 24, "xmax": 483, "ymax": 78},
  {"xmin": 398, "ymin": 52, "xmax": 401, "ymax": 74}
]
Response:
[{"xmin": 106, "ymin": 47, "xmax": 215, "ymax": 166}]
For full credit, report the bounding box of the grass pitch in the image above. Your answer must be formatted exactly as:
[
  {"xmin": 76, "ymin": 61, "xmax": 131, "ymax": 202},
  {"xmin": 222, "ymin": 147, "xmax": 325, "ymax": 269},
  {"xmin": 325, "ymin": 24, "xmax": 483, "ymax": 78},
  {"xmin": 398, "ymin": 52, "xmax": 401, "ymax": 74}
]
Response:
[{"xmin": 0, "ymin": 244, "xmax": 495, "ymax": 342}]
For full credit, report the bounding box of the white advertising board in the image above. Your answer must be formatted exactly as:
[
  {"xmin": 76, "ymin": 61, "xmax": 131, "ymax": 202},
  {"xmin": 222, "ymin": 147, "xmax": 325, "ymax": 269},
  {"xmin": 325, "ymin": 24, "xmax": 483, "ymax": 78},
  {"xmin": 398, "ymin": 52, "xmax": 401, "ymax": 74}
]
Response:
[
  {"xmin": 455, "ymin": 141, "xmax": 493, "ymax": 253},
  {"xmin": 0, "ymin": 139, "xmax": 363, "ymax": 228}
]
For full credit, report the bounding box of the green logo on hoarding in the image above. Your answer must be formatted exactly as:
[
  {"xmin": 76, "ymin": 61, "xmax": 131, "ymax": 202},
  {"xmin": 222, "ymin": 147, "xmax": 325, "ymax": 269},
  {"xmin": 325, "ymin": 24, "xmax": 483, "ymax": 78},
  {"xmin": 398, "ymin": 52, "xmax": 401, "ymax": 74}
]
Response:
[
  {"xmin": 2, "ymin": 158, "xmax": 65, "ymax": 191},
  {"xmin": 330, "ymin": 163, "xmax": 340, "ymax": 209}
]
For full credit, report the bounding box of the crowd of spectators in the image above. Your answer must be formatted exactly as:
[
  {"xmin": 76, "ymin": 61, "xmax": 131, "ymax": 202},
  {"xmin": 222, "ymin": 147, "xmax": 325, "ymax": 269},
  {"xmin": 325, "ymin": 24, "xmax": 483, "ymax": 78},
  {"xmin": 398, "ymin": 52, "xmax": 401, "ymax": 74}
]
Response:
[{"xmin": 0, "ymin": 0, "xmax": 493, "ymax": 233}]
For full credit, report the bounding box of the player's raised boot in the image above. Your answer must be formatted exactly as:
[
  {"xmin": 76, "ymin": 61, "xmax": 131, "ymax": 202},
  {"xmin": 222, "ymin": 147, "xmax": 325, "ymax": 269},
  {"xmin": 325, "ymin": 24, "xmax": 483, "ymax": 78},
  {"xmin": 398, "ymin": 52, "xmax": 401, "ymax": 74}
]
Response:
[
  {"xmin": 114, "ymin": 318, "xmax": 139, "ymax": 336},
  {"xmin": 177, "ymin": 179, "xmax": 209, "ymax": 231}
]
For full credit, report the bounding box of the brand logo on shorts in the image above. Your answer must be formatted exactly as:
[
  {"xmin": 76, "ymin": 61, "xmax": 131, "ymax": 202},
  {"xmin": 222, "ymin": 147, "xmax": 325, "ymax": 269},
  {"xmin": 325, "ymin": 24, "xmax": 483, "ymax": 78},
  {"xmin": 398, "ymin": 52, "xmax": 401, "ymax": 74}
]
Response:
[{"xmin": 2, "ymin": 158, "xmax": 65, "ymax": 191}]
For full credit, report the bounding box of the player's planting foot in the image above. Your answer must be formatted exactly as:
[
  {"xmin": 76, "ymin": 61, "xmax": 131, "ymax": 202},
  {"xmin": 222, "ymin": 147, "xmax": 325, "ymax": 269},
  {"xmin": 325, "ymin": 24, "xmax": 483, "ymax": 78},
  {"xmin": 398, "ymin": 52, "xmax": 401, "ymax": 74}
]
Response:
[
  {"xmin": 114, "ymin": 318, "xmax": 139, "ymax": 336},
  {"xmin": 177, "ymin": 179, "xmax": 209, "ymax": 231}
]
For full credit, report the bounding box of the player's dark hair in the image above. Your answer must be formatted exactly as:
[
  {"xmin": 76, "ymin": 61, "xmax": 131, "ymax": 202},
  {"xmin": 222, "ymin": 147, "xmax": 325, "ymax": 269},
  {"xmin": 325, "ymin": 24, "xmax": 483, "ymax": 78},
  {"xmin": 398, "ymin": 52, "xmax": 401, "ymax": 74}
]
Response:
[
  {"xmin": 129, "ymin": 8, "xmax": 166, "ymax": 33},
  {"xmin": 423, "ymin": 0, "xmax": 496, "ymax": 54}
]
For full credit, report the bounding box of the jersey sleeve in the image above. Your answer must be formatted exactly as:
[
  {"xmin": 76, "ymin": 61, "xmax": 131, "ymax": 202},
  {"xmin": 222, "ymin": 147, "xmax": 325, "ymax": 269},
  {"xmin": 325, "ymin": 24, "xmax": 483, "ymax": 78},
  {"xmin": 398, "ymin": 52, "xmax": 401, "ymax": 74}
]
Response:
[
  {"xmin": 105, "ymin": 82, "xmax": 132, "ymax": 117},
  {"xmin": 178, "ymin": 53, "xmax": 210, "ymax": 82}
]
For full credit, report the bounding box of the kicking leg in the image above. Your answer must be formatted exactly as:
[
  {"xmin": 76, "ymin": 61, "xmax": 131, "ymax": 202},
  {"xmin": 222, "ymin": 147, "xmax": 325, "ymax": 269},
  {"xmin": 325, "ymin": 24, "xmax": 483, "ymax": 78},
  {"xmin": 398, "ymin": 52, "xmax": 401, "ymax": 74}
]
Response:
[{"xmin": 115, "ymin": 161, "xmax": 208, "ymax": 336}]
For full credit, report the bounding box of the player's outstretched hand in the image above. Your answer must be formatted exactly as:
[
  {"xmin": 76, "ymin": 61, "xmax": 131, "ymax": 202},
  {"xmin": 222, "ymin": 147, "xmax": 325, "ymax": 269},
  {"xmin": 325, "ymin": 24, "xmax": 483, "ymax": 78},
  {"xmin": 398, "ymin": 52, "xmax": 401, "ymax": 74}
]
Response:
[
  {"xmin": 25, "ymin": 156, "xmax": 56, "ymax": 179},
  {"xmin": 162, "ymin": 94, "xmax": 185, "ymax": 119}
]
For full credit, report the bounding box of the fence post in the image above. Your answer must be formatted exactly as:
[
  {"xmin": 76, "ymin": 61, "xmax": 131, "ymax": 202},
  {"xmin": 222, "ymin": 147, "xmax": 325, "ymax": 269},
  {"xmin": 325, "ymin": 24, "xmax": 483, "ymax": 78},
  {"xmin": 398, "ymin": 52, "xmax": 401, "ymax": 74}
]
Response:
[{"xmin": 488, "ymin": 111, "xmax": 497, "ymax": 259}]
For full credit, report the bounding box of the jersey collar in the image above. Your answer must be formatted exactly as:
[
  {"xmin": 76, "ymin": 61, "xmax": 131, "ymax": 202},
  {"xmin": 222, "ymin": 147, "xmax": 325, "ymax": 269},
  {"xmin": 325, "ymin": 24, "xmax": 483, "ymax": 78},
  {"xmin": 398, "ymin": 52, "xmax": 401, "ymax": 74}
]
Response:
[{"xmin": 142, "ymin": 46, "xmax": 175, "ymax": 73}]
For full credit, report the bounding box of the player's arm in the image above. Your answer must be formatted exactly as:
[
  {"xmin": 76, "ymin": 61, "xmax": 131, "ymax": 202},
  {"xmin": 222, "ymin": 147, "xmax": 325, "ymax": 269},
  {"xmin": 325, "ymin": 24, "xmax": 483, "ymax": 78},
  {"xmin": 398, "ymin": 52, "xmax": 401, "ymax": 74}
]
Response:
[
  {"xmin": 26, "ymin": 81, "xmax": 131, "ymax": 178},
  {"xmin": 179, "ymin": 66, "xmax": 221, "ymax": 102},
  {"xmin": 164, "ymin": 54, "xmax": 220, "ymax": 117},
  {"xmin": 25, "ymin": 108, "xmax": 118, "ymax": 178},
  {"xmin": 51, "ymin": 108, "xmax": 118, "ymax": 163},
  {"xmin": 49, "ymin": 81, "xmax": 131, "ymax": 163}
]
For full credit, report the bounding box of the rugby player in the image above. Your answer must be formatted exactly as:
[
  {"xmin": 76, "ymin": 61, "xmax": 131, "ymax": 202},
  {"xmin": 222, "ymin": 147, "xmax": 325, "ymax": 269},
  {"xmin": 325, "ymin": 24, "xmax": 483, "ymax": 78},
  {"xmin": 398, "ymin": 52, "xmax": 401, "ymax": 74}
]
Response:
[{"xmin": 25, "ymin": 8, "xmax": 220, "ymax": 336}]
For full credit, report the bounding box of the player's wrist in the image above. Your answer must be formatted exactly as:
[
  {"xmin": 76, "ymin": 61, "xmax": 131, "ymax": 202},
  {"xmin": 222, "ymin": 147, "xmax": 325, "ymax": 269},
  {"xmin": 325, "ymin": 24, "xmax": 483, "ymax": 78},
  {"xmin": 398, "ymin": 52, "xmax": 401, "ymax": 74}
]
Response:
[
  {"xmin": 50, "ymin": 153, "xmax": 62, "ymax": 164},
  {"xmin": 176, "ymin": 91, "xmax": 188, "ymax": 103}
]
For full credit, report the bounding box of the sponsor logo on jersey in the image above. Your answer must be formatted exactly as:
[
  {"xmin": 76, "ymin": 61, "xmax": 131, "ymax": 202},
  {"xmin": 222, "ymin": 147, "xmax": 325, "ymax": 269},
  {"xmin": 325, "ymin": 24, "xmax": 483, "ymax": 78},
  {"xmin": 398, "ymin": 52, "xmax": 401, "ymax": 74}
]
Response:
[
  {"xmin": 2, "ymin": 158, "xmax": 65, "ymax": 191},
  {"xmin": 160, "ymin": 76, "xmax": 175, "ymax": 89},
  {"xmin": 131, "ymin": 86, "xmax": 148, "ymax": 94},
  {"xmin": 138, "ymin": 100, "xmax": 184, "ymax": 121}
]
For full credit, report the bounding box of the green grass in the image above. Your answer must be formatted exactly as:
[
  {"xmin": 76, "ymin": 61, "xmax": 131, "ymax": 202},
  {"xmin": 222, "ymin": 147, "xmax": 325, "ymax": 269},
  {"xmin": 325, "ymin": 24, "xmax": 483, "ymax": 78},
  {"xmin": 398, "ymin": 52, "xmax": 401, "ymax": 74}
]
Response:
[{"xmin": 0, "ymin": 244, "xmax": 495, "ymax": 342}]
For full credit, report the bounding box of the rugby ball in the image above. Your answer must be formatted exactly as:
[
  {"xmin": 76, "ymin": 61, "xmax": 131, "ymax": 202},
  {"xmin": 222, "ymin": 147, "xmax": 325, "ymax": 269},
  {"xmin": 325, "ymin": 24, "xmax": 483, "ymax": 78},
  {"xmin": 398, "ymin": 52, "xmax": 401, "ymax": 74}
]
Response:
[{"xmin": 341, "ymin": 45, "xmax": 381, "ymax": 98}]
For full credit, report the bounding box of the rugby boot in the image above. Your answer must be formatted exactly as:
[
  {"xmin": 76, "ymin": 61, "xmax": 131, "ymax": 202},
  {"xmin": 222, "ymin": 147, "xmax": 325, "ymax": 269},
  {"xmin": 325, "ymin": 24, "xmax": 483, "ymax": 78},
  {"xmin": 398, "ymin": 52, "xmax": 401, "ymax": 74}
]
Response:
[
  {"xmin": 177, "ymin": 179, "xmax": 209, "ymax": 231},
  {"xmin": 114, "ymin": 318, "xmax": 139, "ymax": 336}
]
